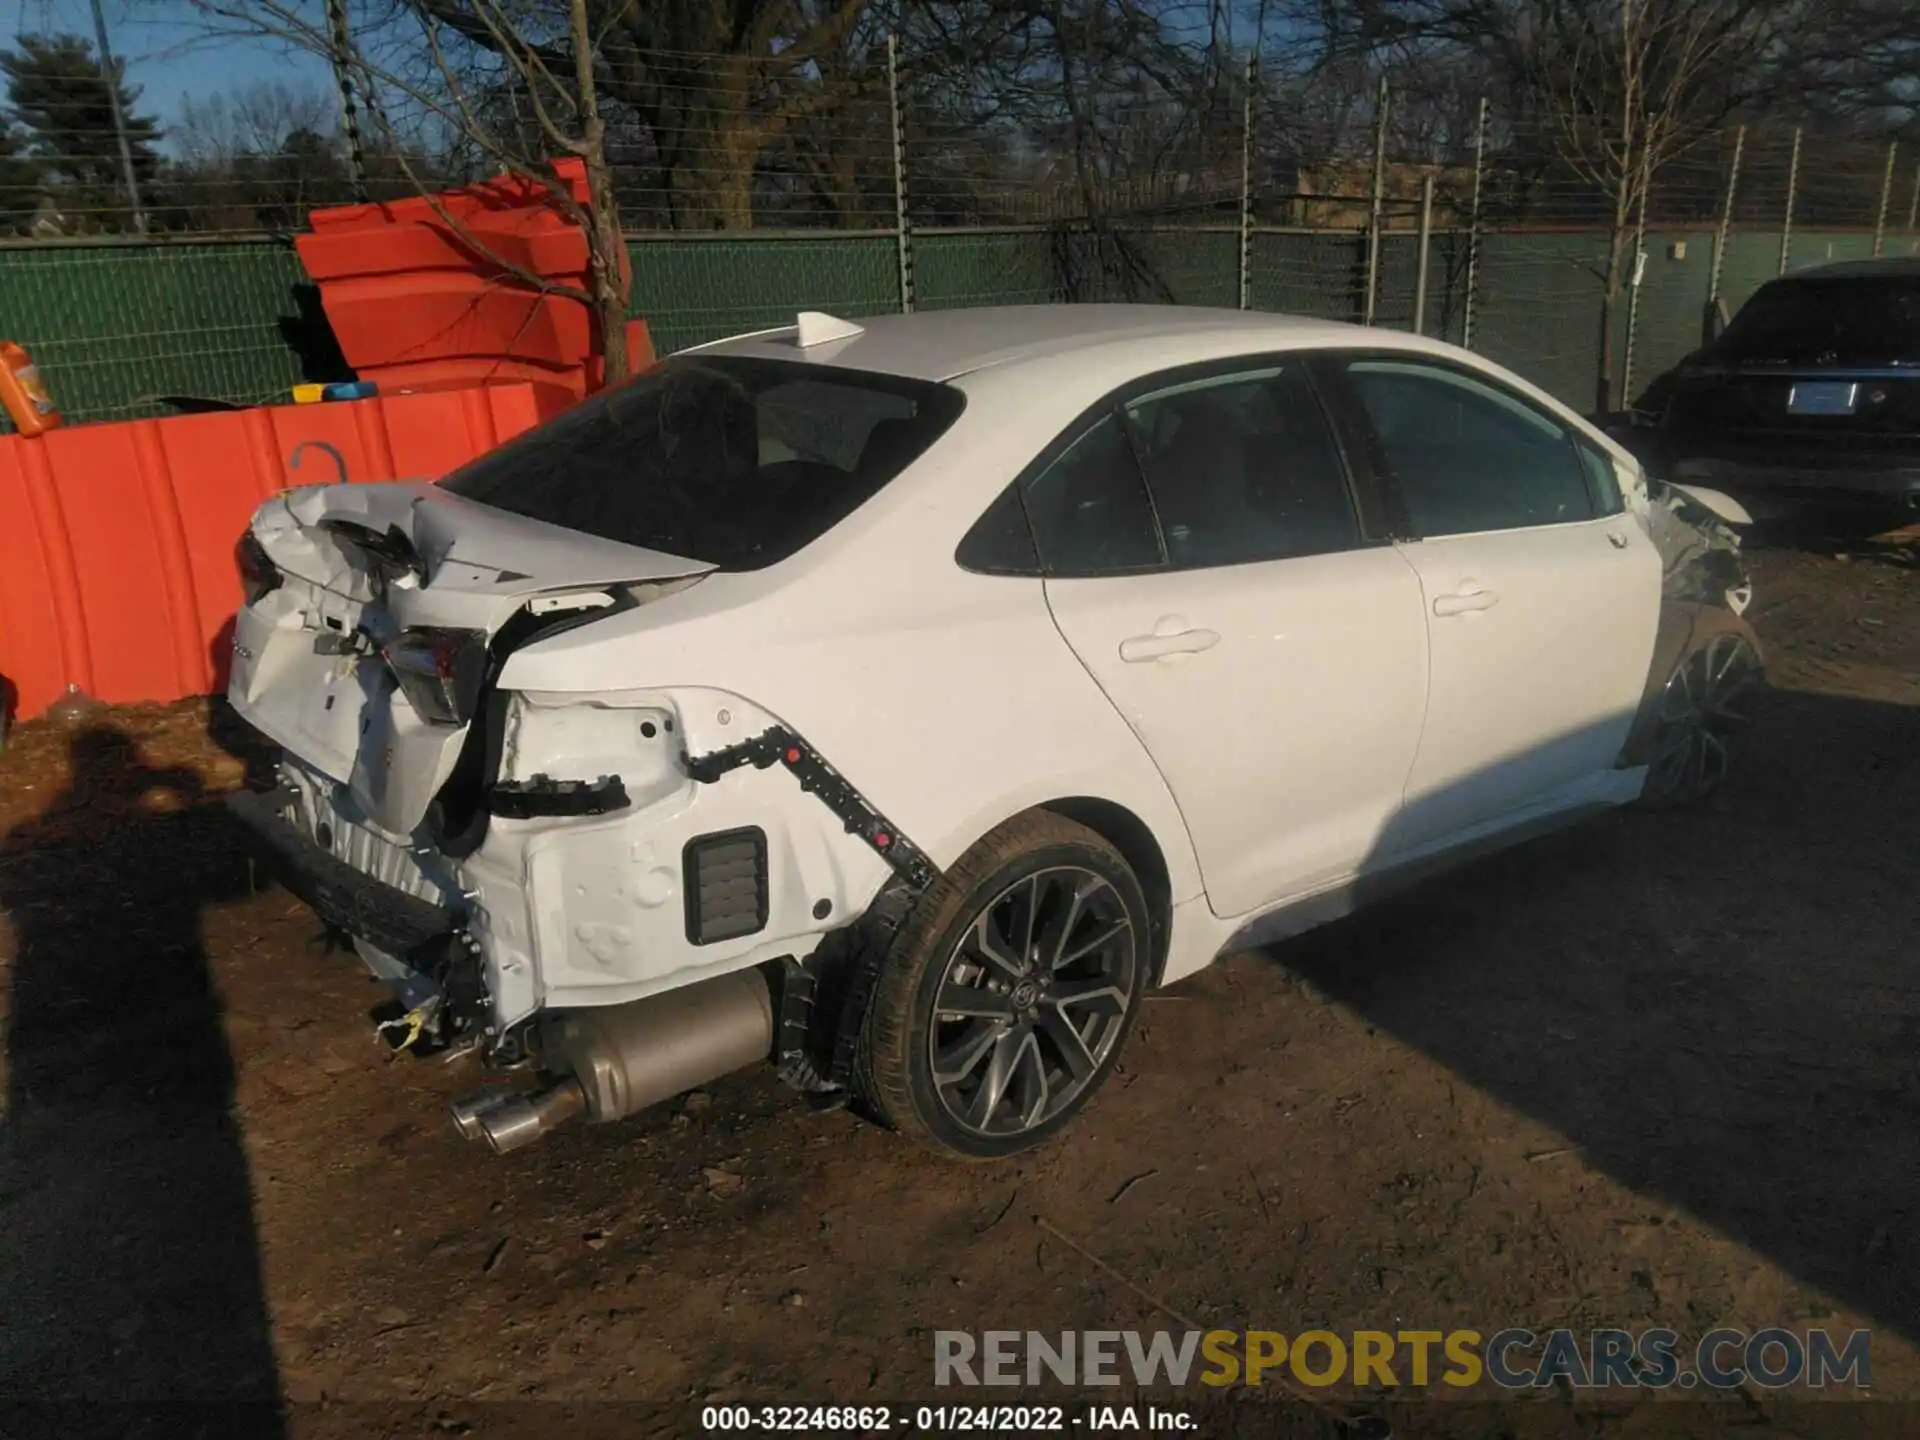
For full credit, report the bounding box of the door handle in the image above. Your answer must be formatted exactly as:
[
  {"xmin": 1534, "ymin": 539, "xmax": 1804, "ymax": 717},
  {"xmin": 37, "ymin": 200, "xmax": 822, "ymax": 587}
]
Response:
[
  {"xmin": 1432, "ymin": 587, "xmax": 1500, "ymax": 617},
  {"xmin": 1119, "ymin": 626, "xmax": 1221, "ymax": 663},
  {"xmin": 1607, "ymin": 530, "xmax": 1631, "ymax": 550}
]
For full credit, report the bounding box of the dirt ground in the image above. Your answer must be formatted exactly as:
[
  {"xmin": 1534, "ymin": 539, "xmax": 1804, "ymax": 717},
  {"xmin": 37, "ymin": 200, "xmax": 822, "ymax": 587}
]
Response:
[{"xmin": 1, "ymin": 538, "xmax": 1917, "ymax": 1440}]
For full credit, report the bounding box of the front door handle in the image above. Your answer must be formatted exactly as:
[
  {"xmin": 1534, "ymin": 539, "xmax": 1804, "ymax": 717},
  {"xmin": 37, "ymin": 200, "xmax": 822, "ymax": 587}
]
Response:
[
  {"xmin": 1119, "ymin": 622, "xmax": 1221, "ymax": 663},
  {"xmin": 1432, "ymin": 587, "xmax": 1500, "ymax": 617}
]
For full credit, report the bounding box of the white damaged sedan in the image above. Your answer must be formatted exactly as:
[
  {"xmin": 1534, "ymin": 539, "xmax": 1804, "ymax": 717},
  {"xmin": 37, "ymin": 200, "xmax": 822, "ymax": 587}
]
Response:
[{"xmin": 224, "ymin": 305, "xmax": 1760, "ymax": 1158}]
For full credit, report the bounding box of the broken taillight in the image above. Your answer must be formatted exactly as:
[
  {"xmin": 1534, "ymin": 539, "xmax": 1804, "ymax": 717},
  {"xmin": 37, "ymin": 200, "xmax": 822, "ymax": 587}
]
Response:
[
  {"xmin": 235, "ymin": 530, "xmax": 282, "ymax": 605},
  {"xmin": 382, "ymin": 627, "xmax": 487, "ymax": 726}
]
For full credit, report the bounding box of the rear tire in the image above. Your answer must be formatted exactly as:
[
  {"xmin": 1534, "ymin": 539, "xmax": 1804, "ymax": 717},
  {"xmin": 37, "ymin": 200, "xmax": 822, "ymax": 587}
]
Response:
[{"xmin": 854, "ymin": 812, "xmax": 1149, "ymax": 1159}]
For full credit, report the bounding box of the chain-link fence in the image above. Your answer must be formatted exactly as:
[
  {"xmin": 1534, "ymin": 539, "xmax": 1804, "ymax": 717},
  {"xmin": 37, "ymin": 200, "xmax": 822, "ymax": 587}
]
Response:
[{"xmin": 2, "ymin": 49, "xmax": 1915, "ymax": 428}]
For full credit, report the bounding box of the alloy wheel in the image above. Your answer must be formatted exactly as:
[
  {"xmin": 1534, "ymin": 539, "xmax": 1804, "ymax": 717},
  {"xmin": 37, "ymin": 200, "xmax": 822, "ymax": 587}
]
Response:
[
  {"xmin": 925, "ymin": 865, "xmax": 1137, "ymax": 1139},
  {"xmin": 1647, "ymin": 632, "xmax": 1760, "ymax": 804}
]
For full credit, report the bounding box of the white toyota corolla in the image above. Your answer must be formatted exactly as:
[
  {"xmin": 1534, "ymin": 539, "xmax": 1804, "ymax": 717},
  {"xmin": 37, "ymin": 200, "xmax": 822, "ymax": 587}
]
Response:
[{"xmin": 225, "ymin": 304, "xmax": 1760, "ymax": 1158}]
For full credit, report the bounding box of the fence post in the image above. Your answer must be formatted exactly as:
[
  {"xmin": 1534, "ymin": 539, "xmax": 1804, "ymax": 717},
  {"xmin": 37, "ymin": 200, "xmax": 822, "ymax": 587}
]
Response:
[
  {"xmin": 887, "ymin": 35, "xmax": 914, "ymax": 313},
  {"xmin": 1238, "ymin": 53, "xmax": 1257, "ymax": 310},
  {"xmin": 1779, "ymin": 127, "xmax": 1801, "ymax": 275},
  {"xmin": 1412, "ymin": 172, "xmax": 1433, "ymax": 335},
  {"xmin": 1707, "ymin": 125, "xmax": 1744, "ymax": 331},
  {"xmin": 325, "ymin": 0, "xmax": 369, "ymax": 202},
  {"xmin": 1621, "ymin": 148, "xmax": 1652, "ymax": 411},
  {"xmin": 1872, "ymin": 138, "xmax": 1898, "ymax": 257},
  {"xmin": 1909, "ymin": 161, "xmax": 1920, "ymax": 244},
  {"xmin": 1462, "ymin": 96, "xmax": 1489, "ymax": 351},
  {"xmin": 1363, "ymin": 76, "xmax": 1389, "ymax": 325}
]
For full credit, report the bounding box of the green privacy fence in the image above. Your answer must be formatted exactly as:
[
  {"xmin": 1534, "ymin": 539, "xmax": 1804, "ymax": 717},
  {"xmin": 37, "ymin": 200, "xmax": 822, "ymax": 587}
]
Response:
[
  {"xmin": 1, "ymin": 225, "xmax": 1912, "ymax": 432},
  {"xmin": 0, "ymin": 239, "xmax": 318, "ymax": 427}
]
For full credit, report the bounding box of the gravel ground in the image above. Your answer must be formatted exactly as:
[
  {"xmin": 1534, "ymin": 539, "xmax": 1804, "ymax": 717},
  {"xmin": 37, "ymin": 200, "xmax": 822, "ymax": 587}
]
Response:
[{"xmin": 1, "ymin": 538, "xmax": 1916, "ymax": 1439}]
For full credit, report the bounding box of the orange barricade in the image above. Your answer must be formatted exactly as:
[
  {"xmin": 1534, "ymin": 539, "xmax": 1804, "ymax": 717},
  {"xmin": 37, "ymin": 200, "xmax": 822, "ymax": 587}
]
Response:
[
  {"xmin": 295, "ymin": 157, "xmax": 652, "ymax": 414},
  {"xmin": 0, "ymin": 382, "xmax": 542, "ymax": 723}
]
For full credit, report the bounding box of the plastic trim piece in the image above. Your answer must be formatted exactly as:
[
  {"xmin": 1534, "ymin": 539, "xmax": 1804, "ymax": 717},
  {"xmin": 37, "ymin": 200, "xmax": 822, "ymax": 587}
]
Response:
[
  {"xmin": 683, "ymin": 726, "xmax": 941, "ymax": 892},
  {"xmin": 487, "ymin": 773, "xmax": 630, "ymax": 819}
]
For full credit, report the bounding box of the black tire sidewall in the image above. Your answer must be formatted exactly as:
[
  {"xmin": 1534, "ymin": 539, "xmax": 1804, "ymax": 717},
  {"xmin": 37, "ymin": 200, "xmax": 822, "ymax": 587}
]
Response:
[{"xmin": 868, "ymin": 823, "xmax": 1150, "ymax": 1159}]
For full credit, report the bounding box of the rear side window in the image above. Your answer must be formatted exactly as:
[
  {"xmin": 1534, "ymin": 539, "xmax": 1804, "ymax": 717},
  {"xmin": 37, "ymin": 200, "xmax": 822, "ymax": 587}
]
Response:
[
  {"xmin": 1123, "ymin": 365, "xmax": 1358, "ymax": 566},
  {"xmin": 442, "ymin": 356, "xmax": 965, "ymax": 570},
  {"xmin": 1021, "ymin": 414, "xmax": 1164, "ymax": 575}
]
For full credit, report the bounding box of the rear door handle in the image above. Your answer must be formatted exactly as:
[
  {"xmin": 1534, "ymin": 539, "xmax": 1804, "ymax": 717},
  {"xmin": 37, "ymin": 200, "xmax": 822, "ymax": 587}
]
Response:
[
  {"xmin": 1119, "ymin": 625, "xmax": 1221, "ymax": 663},
  {"xmin": 1432, "ymin": 587, "xmax": 1500, "ymax": 617}
]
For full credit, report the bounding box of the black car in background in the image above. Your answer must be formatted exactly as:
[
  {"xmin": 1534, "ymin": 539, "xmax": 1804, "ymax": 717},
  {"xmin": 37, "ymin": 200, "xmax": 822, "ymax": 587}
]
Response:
[{"xmin": 1624, "ymin": 257, "xmax": 1920, "ymax": 535}]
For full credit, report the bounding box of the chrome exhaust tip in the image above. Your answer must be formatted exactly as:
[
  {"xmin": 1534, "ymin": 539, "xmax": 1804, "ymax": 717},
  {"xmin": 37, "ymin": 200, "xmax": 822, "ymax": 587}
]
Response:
[
  {"xmin": 448, "ymin": 1088, "xmax": 518, "ymax": 1143},
  {"xmin": 474, "ymin": 1079, "xmax": 588, "ymax": 1154}
]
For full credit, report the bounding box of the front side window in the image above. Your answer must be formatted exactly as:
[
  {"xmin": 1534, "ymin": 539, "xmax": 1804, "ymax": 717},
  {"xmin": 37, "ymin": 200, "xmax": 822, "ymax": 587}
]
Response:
[
  {"xmin": 442, "ymin": 356, "xmax": 965, "ymax": 570},
  {"xmin": 1122, "ymin": 365, "xmax": 1358, "ymax": 566},
  {"xmin": 1573, "ymin": 437, "xmax": 1627, "ymax": 517},
  {"xmin": 1342, "ymin": 359, "xmax": 1596, "ymax": 537}
]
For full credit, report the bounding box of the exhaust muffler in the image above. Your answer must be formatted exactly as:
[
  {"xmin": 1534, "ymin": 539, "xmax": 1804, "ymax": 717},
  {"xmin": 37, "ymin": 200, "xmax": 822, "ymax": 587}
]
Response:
[{"xmin": 453, "ymin": 967, "xmax": 774, "ymax": 1153}]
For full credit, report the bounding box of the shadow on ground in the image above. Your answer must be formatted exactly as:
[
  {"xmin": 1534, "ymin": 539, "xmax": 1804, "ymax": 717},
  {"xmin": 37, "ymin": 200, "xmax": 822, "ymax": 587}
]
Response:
[
  {"xmin": 1269, "ymin": 684, "xmax": 1920, "ymax": 1343},
  {"xmin": 0, "ymin": 724, "xmax": 284, "ymax": 1432}
]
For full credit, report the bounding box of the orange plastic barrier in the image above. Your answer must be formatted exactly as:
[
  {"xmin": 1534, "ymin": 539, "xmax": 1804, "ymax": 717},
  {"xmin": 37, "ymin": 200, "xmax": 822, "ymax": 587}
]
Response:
[
  {"xmin": 0, "ymin": 383, "xmax": 543, "ymax": 723},
  {"xmin": 296, "ymin": 157, "xmax": 652, "ymax": 413}
]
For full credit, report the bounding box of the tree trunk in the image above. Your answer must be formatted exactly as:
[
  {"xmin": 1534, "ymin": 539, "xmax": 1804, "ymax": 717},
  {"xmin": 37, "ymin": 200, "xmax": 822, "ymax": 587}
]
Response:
[
  {"xmin": 655, "ymin": 58, "xmax": 760, "ymax": 230},
  {"xmin": 582, "ymin": 130, "xmax": 632, "ymax": 387},
  {"xmin": 569, "ymin": 0, "xmax": 632, "ymax": 386},
  {"xmin": 1596, "ymin": 282, "xmax": 1618, "ymax": 417},
  {"xmin": 668, "ymin": 153, "xmax": 756, "ymax": 228},
  {"xmin": 1594, "ymin": 217, "xmax": 1632, "ymax": 417}
]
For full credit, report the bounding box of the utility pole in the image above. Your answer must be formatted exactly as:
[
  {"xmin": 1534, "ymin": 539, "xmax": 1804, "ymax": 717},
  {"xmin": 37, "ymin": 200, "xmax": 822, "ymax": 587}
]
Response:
[{"xmin": 87, "ymin": 0, "xmax": 147, "ymax": 232}]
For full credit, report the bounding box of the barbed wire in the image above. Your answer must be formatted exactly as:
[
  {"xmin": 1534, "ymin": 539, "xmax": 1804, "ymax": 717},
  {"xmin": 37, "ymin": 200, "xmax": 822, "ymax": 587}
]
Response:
[
  {"xmin": 1, "ymin": 51, "xmax": 1912, "ymax": 239},
  {"xmin": 3, "ymin": 43, "xmax": 1917, "ymax": 433}
]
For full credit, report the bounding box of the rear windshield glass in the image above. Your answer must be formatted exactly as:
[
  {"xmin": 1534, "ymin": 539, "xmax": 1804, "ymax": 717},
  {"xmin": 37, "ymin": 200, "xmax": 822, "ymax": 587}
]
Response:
[
  {"xmin": 441, "ymin": 356, "xmax": 966, "ymax": 569},
  {"xmin": 1713, "ymin": 276, "xmax": 1920, "ymax": 364}
]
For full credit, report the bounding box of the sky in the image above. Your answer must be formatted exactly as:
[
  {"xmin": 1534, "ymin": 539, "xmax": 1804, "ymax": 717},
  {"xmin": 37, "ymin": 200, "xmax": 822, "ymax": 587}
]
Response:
[{"xmin": 7, "ymin": 0, "xmax": 334, "ymax": 147}]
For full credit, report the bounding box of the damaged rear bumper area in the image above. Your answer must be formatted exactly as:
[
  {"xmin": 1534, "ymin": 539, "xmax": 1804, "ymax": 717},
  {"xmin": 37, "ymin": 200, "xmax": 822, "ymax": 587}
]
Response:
[
  {"xmin": 224, "ymin": 782, "xmax": 488, "ymax": 1044},
  {"xmin": 225, "ymin": 697, "xmax": 938, "ymax": 1152},
  {"xmin": 226, "ymin": 787, "xmax": 457, "ymax": 956},
  {"xmin": 224, "ymin": 775, "xmax": 788, "ymax": 1155}
]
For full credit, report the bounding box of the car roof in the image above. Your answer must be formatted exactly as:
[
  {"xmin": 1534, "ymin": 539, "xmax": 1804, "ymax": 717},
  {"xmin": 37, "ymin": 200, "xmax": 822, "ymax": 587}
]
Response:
[
  {"xmin": 683, "ymin": 303, "xmax": 1431, "ymax": 383},
  {"xmin": 1777, "ymin": 256, "xmax": 1920, "ymax": 282}
]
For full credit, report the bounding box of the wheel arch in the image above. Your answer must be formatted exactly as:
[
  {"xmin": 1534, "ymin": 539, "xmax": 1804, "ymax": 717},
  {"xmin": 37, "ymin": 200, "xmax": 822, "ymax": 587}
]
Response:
[
  {"xmin": 792, "ymin": 788, "xmax": 1194, "ymax": 1095},
  {"xmin": 1035, "ymin": 796, "xmax": 1174, "ymax": 988}
]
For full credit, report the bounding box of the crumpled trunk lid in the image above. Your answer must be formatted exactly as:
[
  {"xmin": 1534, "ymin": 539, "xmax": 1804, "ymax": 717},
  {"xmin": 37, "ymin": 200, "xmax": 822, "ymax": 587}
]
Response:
[{"xmin": 229, "ymin": 481, "xmax": 711, "ymax": 838}]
